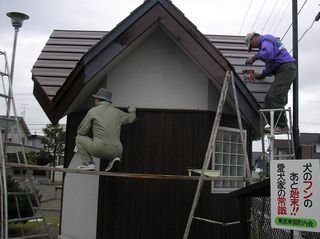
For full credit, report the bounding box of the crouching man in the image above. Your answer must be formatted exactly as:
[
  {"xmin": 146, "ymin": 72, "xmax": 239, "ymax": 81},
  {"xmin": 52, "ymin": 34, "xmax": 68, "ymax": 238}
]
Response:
[{"xmin": 76, "ymin": 88, "xmax": 136, "ymax": 171}]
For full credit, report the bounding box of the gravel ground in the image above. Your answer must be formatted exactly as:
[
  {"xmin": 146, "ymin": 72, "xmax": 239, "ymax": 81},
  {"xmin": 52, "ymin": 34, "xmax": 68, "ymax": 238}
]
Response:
[
  {"xmin": 36, "ymin": 177, "xmax": 62, "ymax": 238},
  {"xmin": 37, "ymin": 182, "xmax": 62, "ymax": 217}
]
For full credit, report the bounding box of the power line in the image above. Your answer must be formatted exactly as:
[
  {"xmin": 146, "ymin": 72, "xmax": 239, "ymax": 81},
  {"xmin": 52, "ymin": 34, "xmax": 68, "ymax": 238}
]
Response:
[
  {"xmin": 238, "ymin": 0, "xmax": 253, "ymax": 34},
  {"xmin": 298, "ymin": 21, "xmax": 316, "ymax": 42},
  {"xmin": 266, "ymin": 0, "xmax": 289, "ymax": 33},
  {"xmin": 289, "ymin": 12, "xmax": 320, "ymax": 52},
  {"xmin": 281, "ymin": 0, "xmax": 309, "ymax": 41},
  {"xmin": 250, "ymin": 0, "xmax": 267, "ymax": 32},
  {"xmin": 261, "ymin": 0, "xmax": 280, "ymax": 33},
  {"xmin": 273, "ymin": 0, "xmax": 291, "ymax": 35}
]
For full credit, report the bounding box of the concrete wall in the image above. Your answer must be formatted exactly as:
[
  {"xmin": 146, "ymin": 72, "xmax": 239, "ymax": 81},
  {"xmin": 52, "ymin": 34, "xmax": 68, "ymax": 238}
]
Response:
[{"xmin": 60, "ymin": 153, "xmax": 100, "ymax": 239}]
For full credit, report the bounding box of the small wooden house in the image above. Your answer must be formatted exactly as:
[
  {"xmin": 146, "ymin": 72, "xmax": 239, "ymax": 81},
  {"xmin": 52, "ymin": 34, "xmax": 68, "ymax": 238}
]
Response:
[{"xmin": 31, "ymin": 0, "xmax": 271, "ymax": 238}]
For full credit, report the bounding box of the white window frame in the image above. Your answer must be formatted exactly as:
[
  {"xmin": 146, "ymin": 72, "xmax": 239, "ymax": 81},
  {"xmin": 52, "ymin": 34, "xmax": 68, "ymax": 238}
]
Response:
[
  {"xmin": 277, "ymin": 148, "xmax": 289, "ymax": 160},
  {"xmin": 211, "ymin": 126, "xmax": 247, "ymax": 193},
  {"xmin": 315, "ymin": 144, "xmax": 320, "ymax": 153}
]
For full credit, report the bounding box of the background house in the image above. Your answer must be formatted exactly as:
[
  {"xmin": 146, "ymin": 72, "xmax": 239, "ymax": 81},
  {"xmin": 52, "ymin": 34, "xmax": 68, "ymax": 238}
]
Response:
[
  {"xmin": 0, "ymin": 116, "xmax": 42, "ymax": 158},
  {"xmin": 31, "ymin": 0, "xmax": 274, "ymax": 238},
  {"xmin": 0, "ymin": 115, "xmax": 45, "ymax": 177},
  {"xmin": 26, "ymin": 134, "xmax": 44, "ymax": 149},
  {"xmin": 275, "ymin": 133, "xmax": 320, "ymax": 159}
]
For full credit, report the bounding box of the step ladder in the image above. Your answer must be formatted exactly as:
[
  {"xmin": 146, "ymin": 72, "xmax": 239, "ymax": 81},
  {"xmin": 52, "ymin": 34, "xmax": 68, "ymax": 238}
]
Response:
[
  {"xmin": 183, "ymin": 70, "xmax": 252, "ymax": 239},
  {"xmin": 256, "ymin": 108, "xmax": 295, "ymax": 178},
  {"xmin": 0, "ymin": 51, "xmax": 51, "ymax": 239},
  {"xmin": 259, "ymin": 108, "xmax": 295, "ymax": 166}
]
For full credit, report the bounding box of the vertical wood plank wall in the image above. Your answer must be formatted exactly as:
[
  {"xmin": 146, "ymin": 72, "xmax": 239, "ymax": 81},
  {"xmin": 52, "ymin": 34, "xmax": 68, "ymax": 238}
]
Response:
[{"xmin": 65, "ymin": 109, "xmax": 252, "ymax": 239}]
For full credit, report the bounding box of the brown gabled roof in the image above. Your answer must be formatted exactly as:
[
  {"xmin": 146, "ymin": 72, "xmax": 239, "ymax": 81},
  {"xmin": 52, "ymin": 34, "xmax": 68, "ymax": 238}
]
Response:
[
  {"xmin": 32, "ymin": 0, "xmax": 267, "ymax": 130},
  {"xmin": 32, "ymin": 30, "xmax": 106, "ymax": 100}
]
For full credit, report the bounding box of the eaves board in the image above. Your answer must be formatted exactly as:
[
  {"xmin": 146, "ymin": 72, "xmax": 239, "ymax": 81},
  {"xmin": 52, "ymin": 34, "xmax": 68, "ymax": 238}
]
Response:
[
  {"xmin": 32, "ymin": 0, "xmax": 264, "ymax": 128},
  {"xmin": 75, "ymin": 6, "xmax": 255, "ymax": 126},
  {"xmin": 31, "ymin": 30, "xmax": 105, "ymax": 123}
]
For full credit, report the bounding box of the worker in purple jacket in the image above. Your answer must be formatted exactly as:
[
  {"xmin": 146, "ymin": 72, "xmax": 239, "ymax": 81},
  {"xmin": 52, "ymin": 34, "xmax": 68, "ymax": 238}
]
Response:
[{"xmin": 244, "ymin": 32, "xmax": 297, "ymax": 133}]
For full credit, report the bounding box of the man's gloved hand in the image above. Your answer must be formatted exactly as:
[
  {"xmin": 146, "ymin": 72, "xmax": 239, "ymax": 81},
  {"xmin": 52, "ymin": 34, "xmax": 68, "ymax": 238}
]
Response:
[
  {"xmin": 128, "ymin": 104, "xmax": 136, "ymax": 112},
  {"xmin": 255, "ymin": 73, "xmax": 265, "ymax": 80},
  {"xmin": 245, "ymin": 55, "xmax": 256, "ymax": 65}
]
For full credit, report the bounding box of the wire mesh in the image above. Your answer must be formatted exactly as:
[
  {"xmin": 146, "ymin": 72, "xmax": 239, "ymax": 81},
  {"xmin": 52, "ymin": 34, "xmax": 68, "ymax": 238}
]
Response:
[
  {"xmin": 251, "ymin": 197, "xmax": 291, "ymax": 239},
  {"xmin": 250, "ymin": 197, "xmax": 320, "ymax": 239},
  {"xmin": 301, "ymin": 232, "xmax": 320, "ymax": 239}
]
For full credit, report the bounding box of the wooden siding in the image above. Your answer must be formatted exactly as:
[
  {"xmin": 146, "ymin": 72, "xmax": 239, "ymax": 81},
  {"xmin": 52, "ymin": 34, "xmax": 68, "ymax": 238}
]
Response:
[{"xmin": 64, "ymin": 109, "xmax": 251, "ymax": 239}]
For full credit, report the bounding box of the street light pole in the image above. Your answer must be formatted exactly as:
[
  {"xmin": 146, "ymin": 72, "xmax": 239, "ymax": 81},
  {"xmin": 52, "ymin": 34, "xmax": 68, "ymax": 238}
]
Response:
[
  {"xmin": 292, "ymin": 2, "xmax": 300, "ymax": 239},
  {"xmin": 1, "ymin": 12, "xmax": 29, "ymax": 239},
  {"xmin": 7, "ymin": 12, "xmax": 29, "ymax": 88},
  {"xmin": 5, "ymin": 12, "xmax": 29, "ymax": 144}
]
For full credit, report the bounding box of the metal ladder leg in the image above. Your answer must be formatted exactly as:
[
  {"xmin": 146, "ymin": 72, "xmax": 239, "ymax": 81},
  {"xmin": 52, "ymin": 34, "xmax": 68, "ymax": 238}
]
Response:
[
  {"xmin": 259, "ymin": 108, "xmax": 295, "ymax": 163},
  {"xmin": 1, "ymin": 50, "xmax": 51, "ymax": 239},
  {"xmin": 0, "ymin": 129, "xmax": 9, "ymax": 239},
  {"xmin": 183, "ymin": 71, "xmax": 251, "ymax": 238}
]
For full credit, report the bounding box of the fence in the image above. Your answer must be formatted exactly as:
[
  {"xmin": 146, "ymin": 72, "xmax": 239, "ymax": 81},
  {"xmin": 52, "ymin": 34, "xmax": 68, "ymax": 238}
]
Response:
[{"xmin": 251, "ymin": 197, "xmax": 320, "ymax": 239}]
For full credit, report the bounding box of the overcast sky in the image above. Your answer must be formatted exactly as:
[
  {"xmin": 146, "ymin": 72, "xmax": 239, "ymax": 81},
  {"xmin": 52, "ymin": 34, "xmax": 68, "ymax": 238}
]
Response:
[{"xmin": 1, "ymin": 0, "xmax": 320, "ymax": 135}]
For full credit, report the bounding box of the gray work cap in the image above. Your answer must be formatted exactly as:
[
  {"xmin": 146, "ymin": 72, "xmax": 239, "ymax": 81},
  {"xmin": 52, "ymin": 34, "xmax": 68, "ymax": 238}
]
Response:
[
  {"xmin": 92, "ymin": 88, "xmax": 112, "ymax": 102},
  {"xmin": 244, "ymin": 32, "xmax": 257, "ymax": 52}
]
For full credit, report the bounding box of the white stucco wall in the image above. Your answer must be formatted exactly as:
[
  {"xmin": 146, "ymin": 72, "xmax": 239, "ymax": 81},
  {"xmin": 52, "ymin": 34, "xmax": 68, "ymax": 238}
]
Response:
[{"xmin": 106, "ymin": 27, "xmax": 231, "ymax": 112}]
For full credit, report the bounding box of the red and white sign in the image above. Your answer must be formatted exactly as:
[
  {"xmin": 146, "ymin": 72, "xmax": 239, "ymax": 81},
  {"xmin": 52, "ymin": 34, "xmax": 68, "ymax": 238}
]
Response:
[{"xmin": 270, "ymin": 159, "xmax": 320, "ymax": 232}]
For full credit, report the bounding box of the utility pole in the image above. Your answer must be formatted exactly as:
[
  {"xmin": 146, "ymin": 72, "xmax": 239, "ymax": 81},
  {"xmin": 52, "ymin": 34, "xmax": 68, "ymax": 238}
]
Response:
[
  {"xmin": 292, "ymin": 0, "xmax": 299, "ymax": 158},
  {"xmin": 292, "ymin": 2, "xmax": 300, "ymax": 239}
]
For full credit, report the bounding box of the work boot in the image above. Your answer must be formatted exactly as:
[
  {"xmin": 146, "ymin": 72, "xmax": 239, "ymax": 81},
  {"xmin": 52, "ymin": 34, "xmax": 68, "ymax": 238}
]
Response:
[
  {"xmin": 77, "ymin": 162, "xmax": 96, "ymax": 171},
  {"xmin": 264, "ymin": 125, "xmax": 289, "ymax": 134},
  {"xmin": 274, "ymin": 126, "xmax": 289, "ymax": 134},
  {"xmin": 105, "ymin": 158, "xmax": 121, "ymax": 172}
]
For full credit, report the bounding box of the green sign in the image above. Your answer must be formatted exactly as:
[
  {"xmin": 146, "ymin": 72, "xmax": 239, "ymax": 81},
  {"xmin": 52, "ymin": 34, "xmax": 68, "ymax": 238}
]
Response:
[{"xmin": 275, "ymin": 217, "xmax": 317, "ymax": 228}]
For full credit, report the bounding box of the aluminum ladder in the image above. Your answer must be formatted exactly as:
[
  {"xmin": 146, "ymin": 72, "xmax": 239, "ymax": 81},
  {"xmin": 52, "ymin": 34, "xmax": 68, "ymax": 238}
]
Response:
[
  {"xmin": 0, "ymin": 50, "xmax": 51, "ymax": 239},
  {"xmin": 183, "ymin": 70, "xmax": 252, "ymax": 238},
  {"xmin": 259, "ymin": 108, "xmax": 295, "ymax": 165}
]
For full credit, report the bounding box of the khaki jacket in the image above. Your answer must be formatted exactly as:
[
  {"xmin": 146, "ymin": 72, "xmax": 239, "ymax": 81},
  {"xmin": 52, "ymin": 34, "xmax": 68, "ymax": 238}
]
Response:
[{"xmin": 77, "ymin": 101, "xmax": 136, "ymax": 146}]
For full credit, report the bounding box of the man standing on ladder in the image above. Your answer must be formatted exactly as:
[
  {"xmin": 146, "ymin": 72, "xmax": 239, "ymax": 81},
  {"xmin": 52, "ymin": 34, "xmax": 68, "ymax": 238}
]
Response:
[
  {"xmin": 76, "ymin": 88, "xmax": 137, "ymax": 171},
  {"xmin": 244, "ymin": 32, "xmax": 297, "ymax": 133}
]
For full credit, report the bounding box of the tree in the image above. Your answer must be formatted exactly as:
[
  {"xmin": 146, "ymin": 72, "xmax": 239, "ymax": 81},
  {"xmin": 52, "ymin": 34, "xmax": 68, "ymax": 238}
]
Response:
[
  {"xmin": 26, "ymin": 151, "xmax": 55, "ymax": 176},
  {"xmin": 26, "ymin": 151, "xmax": 55, "ymax": 166},
  {"xmin": 7, "ymin": 175, "xmax": 42, "ymax": 221},
  {"xmin": 42, "ymin": 124, "xmax": 66, "ymax": 182}
]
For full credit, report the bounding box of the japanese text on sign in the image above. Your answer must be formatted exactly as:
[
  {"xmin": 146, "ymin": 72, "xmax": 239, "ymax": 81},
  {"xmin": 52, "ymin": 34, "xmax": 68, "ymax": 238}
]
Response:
[{"xmin": 271, "ymin": 159, "xmax": 320, "ymax": 232}]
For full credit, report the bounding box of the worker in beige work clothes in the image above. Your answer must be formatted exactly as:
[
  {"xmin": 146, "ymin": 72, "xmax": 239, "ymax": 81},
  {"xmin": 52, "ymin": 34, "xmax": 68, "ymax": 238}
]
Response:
[{"xmin": 76, "ymin": 88, "xmax": 136, "ymax": 171}]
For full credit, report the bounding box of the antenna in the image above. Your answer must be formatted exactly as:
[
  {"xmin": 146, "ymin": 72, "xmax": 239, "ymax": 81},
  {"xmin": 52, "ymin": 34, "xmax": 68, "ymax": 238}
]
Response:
[{"xmin": 20, "ymin": 103, "xmax": 28, "ymax": 118}]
